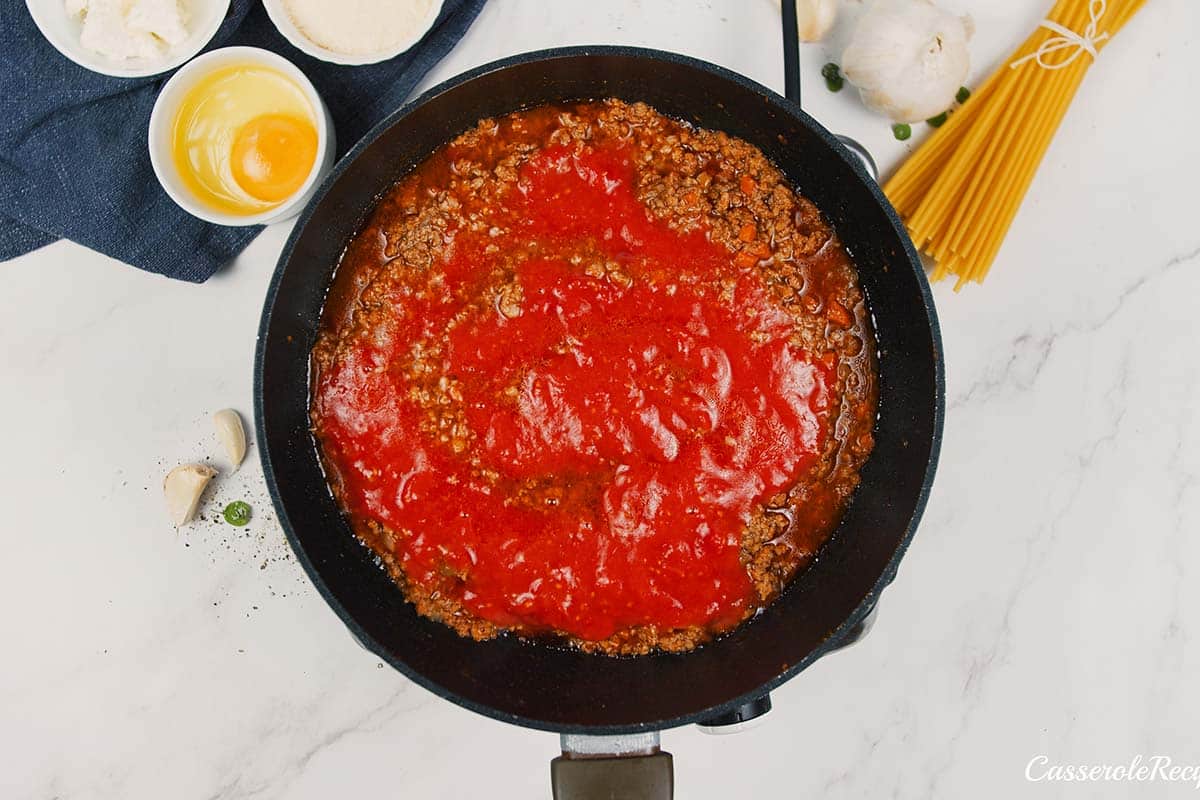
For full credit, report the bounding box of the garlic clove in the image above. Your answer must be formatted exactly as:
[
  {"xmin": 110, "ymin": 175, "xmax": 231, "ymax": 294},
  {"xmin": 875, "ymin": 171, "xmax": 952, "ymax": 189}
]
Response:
[
  {"xmin": 792, "ymin": 0, "xmax": 839, "ymax": 43},
  {"xmin": 213, "ymin": 408, "xmax": 247, "ymax": 470},
  {"xmin": 164, "ymin": 464, "xmax": 217, "ymax": 527}
]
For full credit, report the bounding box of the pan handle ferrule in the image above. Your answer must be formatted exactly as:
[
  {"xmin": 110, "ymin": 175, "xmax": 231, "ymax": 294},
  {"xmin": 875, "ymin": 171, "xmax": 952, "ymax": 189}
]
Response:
[{"xmin": 559, "ymin": 731, "xmax": 661, "ymax": 758}]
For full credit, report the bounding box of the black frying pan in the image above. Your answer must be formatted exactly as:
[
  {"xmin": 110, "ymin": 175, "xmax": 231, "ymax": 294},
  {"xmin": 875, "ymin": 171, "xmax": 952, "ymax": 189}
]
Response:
[{"xmin": 255, "ymin": 44, "xmax": 944, "ymax": 799}]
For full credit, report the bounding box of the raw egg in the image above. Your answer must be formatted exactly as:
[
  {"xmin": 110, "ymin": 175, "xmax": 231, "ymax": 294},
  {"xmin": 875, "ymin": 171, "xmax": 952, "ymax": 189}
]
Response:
[
  {"xmin": 171, "ymin": 64, "xmax": 319, "ymax": 215},
  {"xmin": 230, "ymin": 114, "xmax": 318, "ymax": 203}
]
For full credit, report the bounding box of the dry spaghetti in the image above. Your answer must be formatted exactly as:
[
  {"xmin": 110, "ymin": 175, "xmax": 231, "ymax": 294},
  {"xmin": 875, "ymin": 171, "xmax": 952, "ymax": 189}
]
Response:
[{"xmin": 883, "ymin": 0, "xmax": 1146, "ymax": 289}]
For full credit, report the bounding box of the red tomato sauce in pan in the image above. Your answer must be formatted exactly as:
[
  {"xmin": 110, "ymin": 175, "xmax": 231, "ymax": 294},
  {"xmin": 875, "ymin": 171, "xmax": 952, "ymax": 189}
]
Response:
[{"xmin": 311, "ymin": 100, "xmax": 877, "ymax": 654}]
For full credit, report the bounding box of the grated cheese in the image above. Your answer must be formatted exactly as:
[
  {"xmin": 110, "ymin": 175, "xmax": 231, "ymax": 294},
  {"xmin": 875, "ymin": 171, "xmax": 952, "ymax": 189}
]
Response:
[{"xmin": 281, "ymin": 0, "xmax": 435, "ymax": 57}]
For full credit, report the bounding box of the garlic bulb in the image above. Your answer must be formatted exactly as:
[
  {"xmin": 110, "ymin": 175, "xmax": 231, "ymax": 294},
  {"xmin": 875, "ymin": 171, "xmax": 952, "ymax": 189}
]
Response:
[
  {"xmin": 213, "ymin": 408, "xmax": 247, "ymax": 470},
  {"xmin": 792, "ymin": 0, "xmax": 839, "ymax": 43},
  {"xmin": 841, "ymin": 0, "xmax": 973, "ymax": 122},
  {"xmin": 164, "ymin": 464, "xmax": 217, "ymax": 527}
]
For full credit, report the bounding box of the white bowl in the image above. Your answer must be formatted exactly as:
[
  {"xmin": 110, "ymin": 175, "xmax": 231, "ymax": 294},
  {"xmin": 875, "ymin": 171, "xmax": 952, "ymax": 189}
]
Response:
[
  {"xmin": 25, "ymin": 0, "xmax": 231, "ymax": 79},
  {"xmin": 147, "ymin": 46, "xmax": 336, "ymax": 227},
  {"xmin": 262, "ymin": 0, "xmax": 444, "ymax": 66}
]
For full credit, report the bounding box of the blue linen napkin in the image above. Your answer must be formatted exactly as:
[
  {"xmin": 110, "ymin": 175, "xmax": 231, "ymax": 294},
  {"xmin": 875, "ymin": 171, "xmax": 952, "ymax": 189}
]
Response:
[{"xmin": 0, "ymin": 0, "xmax": 487, "ymax": 282}]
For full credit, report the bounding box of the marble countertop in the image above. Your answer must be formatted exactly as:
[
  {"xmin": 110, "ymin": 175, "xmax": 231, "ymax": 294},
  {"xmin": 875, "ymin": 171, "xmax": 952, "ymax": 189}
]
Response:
[{"xmin": 3, "ymin": 1, "xmax": 1197, "ymax": 797}]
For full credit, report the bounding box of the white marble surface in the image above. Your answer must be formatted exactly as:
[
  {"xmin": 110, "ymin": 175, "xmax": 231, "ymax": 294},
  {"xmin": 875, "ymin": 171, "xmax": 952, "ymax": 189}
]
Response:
[{"xmin": 2, "ymin": 1, "xmax": 1198, "ymax": 797}]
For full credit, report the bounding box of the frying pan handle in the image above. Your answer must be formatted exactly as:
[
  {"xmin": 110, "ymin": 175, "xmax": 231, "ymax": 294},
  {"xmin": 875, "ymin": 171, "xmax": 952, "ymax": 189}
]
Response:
[
  {"xmin": 781, "ymin": 0, "xmax": 801, "ymax": 108},
  {"xmin": 553, "ymin": 733, "xmax": 673, "ymax": 800},
  {"xmin": 780, "ymin": 3, "xmax": 879, "ymax": 184},
  {"xmin": 551, "ymin": 753, "xmax": 674, "ymax": 800}
]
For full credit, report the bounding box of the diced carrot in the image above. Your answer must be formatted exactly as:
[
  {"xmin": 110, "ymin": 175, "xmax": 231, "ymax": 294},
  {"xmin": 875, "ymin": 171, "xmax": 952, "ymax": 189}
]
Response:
[
  {"xmin": 739, "ymin": 175, "xmax": 756, "ymax": 195},
  {"xmin": 683, "ymin": 190, "xmax": 700, "ymax": 205},
  {"xmin": 752, "ymin": 241, "xmax": 773, "ymax": 258},
  {"xmin": 734, "ymin": 251, "xmax": 758, "ymax": 268},
  {"xmin": 826, "ymin": 300, "xmax": 852, "ymax": 327},
  {"xmin": 738, "ymin": 222, "xmax": 757, "ymax": 242}
]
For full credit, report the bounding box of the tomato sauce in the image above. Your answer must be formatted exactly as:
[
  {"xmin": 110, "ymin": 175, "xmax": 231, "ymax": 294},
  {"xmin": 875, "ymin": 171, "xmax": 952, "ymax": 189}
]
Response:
[
  {"xmin": 312, "ymin": 100, "xmax": 877, "ymax": 653},
  {"xmin": 315, "ymin": 142, "xmax": 833, "ymax": 641}
]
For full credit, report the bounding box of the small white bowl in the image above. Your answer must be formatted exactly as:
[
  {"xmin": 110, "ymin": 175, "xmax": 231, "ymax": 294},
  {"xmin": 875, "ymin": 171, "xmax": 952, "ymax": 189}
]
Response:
[
  {"xmin": 148, "ymin": 46, "xmax": 336, "ymax": 227},
  {"xmin": 262, "ymin": 0, "xmax": 444, "ymax": 66},
  {"xmin": 25, "ymin": 0, "xmax": 231, "ymax": 79}
]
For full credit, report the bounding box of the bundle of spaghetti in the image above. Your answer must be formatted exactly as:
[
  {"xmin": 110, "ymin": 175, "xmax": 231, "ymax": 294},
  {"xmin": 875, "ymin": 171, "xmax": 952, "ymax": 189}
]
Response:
[{"xmin": 883, "ymin": 0, "xmax": 1146, "ymax": 289}]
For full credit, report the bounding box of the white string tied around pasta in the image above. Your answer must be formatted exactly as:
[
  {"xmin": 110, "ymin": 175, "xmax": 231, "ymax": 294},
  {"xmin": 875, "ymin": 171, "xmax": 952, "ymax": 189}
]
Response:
[{"xmin": 1011, "ymin": 0, "xmax": 1111, "ymax": 70}]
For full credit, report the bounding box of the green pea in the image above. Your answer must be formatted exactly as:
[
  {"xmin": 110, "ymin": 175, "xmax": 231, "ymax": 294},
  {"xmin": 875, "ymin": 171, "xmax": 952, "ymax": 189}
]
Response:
[
  {"xmin": 956, "ymin": 86, "xmax": 971, "ymax": 104},
  {"xmin": 223, "ymin": 501, "xmax": 252, "ymax": 527},
  {"xmin": 892, "ymin": 123, "xmax": 912, "ymax": 141},
  {"xmin": 926, "ymin": 112, "xmax": 948, "ymax": 128},
  {"xmin": 821, "ymin": 62, "xmax": 844, "ymax": 93}
]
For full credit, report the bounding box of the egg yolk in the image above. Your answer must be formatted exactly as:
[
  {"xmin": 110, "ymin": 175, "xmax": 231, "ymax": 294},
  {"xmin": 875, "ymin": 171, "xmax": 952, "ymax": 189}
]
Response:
[{"xmin": 230, "ymin": 114, "xmax": 319, "ymax": 203}]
